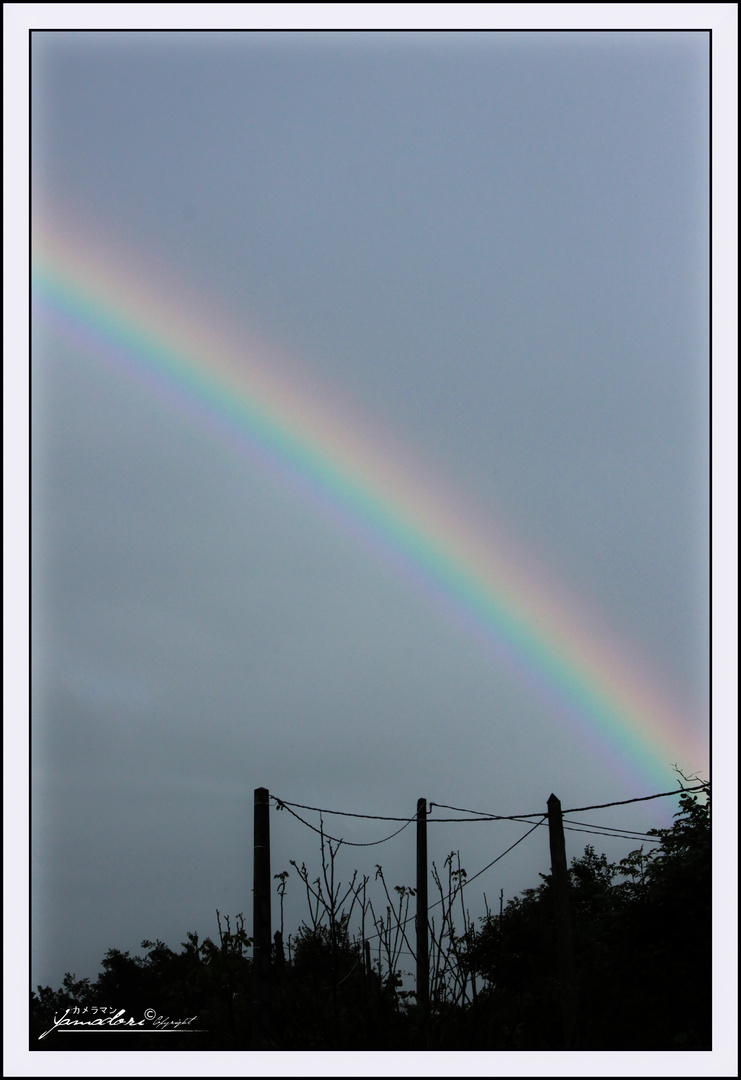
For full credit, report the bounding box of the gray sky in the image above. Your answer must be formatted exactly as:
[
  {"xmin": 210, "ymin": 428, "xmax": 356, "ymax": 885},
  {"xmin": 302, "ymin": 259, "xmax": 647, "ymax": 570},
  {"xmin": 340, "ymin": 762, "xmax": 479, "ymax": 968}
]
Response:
[{"xmin": 27, "ymin": 27, "xmax": 713, "ymax": 1005}]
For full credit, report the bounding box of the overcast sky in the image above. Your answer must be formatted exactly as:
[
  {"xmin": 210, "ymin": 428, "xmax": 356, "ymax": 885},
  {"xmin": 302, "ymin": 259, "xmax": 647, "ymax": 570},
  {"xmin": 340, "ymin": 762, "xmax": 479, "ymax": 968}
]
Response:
[{"xmin": 27, "ymin": 26, "xmax": 714, "ymax": 1008}]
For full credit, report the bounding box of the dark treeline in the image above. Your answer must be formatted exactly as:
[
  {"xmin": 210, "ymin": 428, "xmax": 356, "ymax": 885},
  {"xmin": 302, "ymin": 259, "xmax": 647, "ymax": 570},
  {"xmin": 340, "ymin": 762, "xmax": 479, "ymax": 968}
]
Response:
[{"xmin": 31, "ymin": 783, "xmax": 710, "ymax": 1051}]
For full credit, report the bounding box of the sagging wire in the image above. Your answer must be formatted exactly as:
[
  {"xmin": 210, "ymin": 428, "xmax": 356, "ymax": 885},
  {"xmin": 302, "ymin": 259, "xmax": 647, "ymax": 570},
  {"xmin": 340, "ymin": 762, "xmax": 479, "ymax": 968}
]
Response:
[{"xmin": 274, "ymin": 797, "xmax": 415, "ymax": 847}]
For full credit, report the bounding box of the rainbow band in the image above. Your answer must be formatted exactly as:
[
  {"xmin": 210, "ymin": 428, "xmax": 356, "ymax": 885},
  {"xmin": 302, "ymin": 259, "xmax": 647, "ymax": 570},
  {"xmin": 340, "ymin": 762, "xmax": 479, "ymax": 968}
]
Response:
[{"xmin": 31, "ymin": 223, "xmax": 705, "ymax": 786}]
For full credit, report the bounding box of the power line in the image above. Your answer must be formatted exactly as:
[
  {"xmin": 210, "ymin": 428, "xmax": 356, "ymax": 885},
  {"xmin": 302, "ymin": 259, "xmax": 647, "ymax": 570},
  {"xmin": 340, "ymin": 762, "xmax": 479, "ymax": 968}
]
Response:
[
  {"xmin": 431, "ymin": 785, "xmax": 708, "ymax": 823},
  {"xmin": 430, "ymin": 801, "xmax": 544, "ymax": 821},
  {"xmin": 275, "ymin": 799, "xmax": 415, "ymax": 847},
  {"xmin": 274, "ymin": 798, "xmax": 419, "ymax": 823},
  {"xmin": 361, "ymin": 818, "xmax": 546, "ymax": 946},
  {"xmin": 562, "ymin": 785, "xmax": 707, "ymax": 815},
  {"xmin": 562, "ymin": 817, "xmax": 658, "ymax": 838},
  {"xmin": 275, "ymin": 796, "xmax": 528, "ymax": 825},
  {"xmin": 561, "ymin": 823, "xmax": 661, "ymax": 844},
  {"xmin": 270, "ymin": 787, "xmax": 705, "ymax": 957},
  {"xmin": 497, "ymin": 815, "xmax": 662, "ymax": 844},
  {"xmin": 562, "ymin": 816, "xmax": 661, "ymax": 841},
  {"xmin": 450, "ymin": 818, "xmax": 546, "ymax": 893},
  {"xmin": 301, "ymin": 807, "xmax": 663, "ymax": 961},
  {"xmin": 273, "ymin": 784, "xmax": 707, "ymax": 848}
]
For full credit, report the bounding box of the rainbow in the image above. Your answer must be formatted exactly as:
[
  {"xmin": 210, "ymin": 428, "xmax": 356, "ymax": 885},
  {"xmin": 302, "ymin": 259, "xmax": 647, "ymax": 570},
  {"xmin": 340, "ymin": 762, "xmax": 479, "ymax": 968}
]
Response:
[{"xmin": 31, "ymin": 217, "xmax": 706, "ymax": 787}]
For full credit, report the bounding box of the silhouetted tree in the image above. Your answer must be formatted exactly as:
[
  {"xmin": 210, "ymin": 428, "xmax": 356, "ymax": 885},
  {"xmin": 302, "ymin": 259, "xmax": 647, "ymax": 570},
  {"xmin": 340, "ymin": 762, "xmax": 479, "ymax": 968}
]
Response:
[
  {"xmin": 32, "ymin": 780, "xmax": 709, "ymax": 1050},
  {"xmin": 466, "ymin": 781, "xmax": 711, "ymax": 1049}
]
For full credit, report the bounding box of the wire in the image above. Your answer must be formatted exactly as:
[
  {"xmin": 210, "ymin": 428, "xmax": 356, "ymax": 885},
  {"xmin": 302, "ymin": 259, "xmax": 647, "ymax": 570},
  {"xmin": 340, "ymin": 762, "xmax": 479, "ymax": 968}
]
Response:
[
  {"xmin": 274, "ymin": 798, "xmax": 419, "ymax": 823},
  {"xmin": 430, "ymin": 801, "xmax": 544, "ymax": 821},
  {"xmin": 275, "ymin": 796, "xmax": 517, "ymax": 824},
  {"xmin": 561, "ymin": 823, "xmax": 661, "ymax": 843},
  {"xmin": 431, "ymin": 785, "xmax": 708, "ymax": 823},
  {"xmin": 496, "ymin": 816, "xmax": 660, "ymax": 843},
  {"xmin": 272, "ymin": 784, "xmax": 707, "ymax": 847},
  {"xmin": 361, "ymin": 817, "xmax": 546, "ymax": 945},
  {"xmin": 562, "ymin": 817, "xmax": 659, "ymax": 838},
  {"xmin": 349, "ymin": 809, "xmax": 664, "ymax": 956},
  {"xmin": 270, "ymin": 786, "xmax": 706, "ymax": 965},
  {"xmin": 562, "ymin": 785, "xmax": 707, "ymax": 815},
  {"xmin": 432, "ymin": 812, "xmax": 660, "ymax": 845},
  {"xmin": 359, "ymin": 814, "xmax": 657, "ymax": 954},
  {"xmin": 450, "ymin": 818, "xmax": 546, "ymax": 893},
  {"xmin": 275, "ymin": 799, "xmax": 415, "ymax": 848}
]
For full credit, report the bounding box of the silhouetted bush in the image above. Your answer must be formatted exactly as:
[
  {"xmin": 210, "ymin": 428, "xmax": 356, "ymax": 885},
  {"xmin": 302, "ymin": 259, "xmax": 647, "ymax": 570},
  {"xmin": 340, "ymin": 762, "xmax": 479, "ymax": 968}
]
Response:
[{"xmin": 31, "ymin": 781, "xmax": 710, "ymax": 1050}]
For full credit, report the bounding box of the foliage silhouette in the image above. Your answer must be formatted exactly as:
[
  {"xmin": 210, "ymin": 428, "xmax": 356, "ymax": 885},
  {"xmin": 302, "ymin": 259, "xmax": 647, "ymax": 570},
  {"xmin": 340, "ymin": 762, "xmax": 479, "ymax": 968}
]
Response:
[
  {"xmin": 465, "ymin": 782, "xmax": 711, "ymax": 1049},
  {"xmin": 31, "ymin": 779, "xmax": 710, "ymax": 1050}
]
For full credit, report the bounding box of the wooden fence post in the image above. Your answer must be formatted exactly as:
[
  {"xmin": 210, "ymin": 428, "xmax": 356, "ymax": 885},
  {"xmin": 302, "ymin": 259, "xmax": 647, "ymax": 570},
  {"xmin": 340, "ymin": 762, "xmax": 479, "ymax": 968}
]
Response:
[
  {"xmin": 416, "ymin": 797, "xmax": 429, "ymax": 1011},
  {"xmin": 547, "ymin": 792, "xmax": 578, "ymax": 1049},
  {"xmin": 253, "ymin": 786, "xmax": 271, "ymax": 1045}
]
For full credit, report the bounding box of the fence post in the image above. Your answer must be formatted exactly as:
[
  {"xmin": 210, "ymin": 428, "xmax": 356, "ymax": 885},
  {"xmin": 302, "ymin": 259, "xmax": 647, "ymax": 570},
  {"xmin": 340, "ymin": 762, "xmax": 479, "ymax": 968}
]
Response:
[
  {"xmin": 416, "ymin": 797, "xmax": 429, "ymax": 1012},
  {"xmin": 547, "ymin": 792, "xmax": 578, "ymax": 1049},
  {"xmin": 253, "ymin": 786, "xmax": 272, "ymax": 1045}
]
